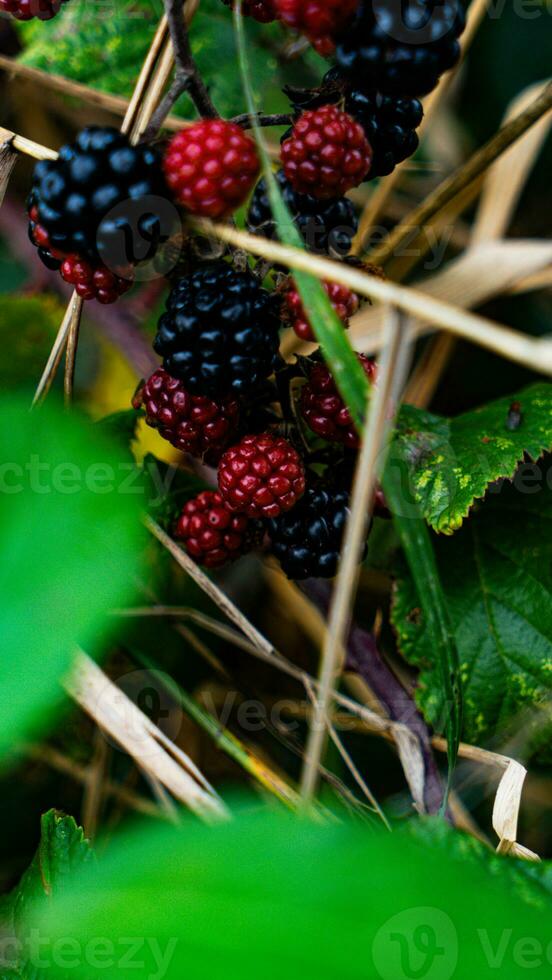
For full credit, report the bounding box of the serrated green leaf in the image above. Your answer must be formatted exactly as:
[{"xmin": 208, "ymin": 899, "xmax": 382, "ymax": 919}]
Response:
[
  {"xmin": 17, "ymin": 0, "xmax": 291, "ymax": 119},
  {"xmin": 394, "ymin": 382, "xmax": 552, "ymax": 534},
  {"xmin": 18, "ymin": 807, "xmax": 552, "ymax": 979},
  {"xmin": 12, "ymin": 811, "xmax": 92, "ymax": 922},
  {"xmin": 18, "ymin": 0, "xmax": 164, "ymax": 98},
  {"xmin": 0, "ymin": 811, "xmax": 91, "ymax": 978},
  {"xmin": 392, "ymin": 473, "xmax": 552, "ymax": 744}
]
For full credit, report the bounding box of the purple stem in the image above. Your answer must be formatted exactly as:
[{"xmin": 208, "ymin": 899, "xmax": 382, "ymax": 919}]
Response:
[{"xmin": 301, "ymin": 579, "xmax": 447, "ymax": 816}]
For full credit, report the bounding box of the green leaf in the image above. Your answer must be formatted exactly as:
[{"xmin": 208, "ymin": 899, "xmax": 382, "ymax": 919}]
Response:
[
  {"xmin": 22, "ymin": 808, "xmax": 552, "ymax": 979},
  {"xmin": 233, "ymin": 5, "xmax": 370, "ymax": 429},
  {"xmin": 12, "ymin": 811, "xmax": 92, "ymax": 921},
  {"xmin": 383, "ymin": 461, "xmax": 461, "ymax": 809},
  {"xmin": 0, "ymin": 396, "xmax": 145, "ymax": 758},
  {"xmin": 18, "ymin": 1, "xmax": 162, "ymax": 97},
  {"xmin": 395, "ymin": 382, "xmax": 552, "ymax": 534},
  {"xmin": 17, "ymin": 0, "xmax": 293, "ymax": 119},
  {"xmin": 392, "ymin": 472, "xmax": 552, "ymax": 744},
  {"xmin": 0, "ymin": 811, "xmax": 91, "ymax": 978}
]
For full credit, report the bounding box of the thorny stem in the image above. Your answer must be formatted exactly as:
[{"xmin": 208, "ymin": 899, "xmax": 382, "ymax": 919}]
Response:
[{"xmin": 145, "ymin": 0, "xmax": 219, "ymax": 137}]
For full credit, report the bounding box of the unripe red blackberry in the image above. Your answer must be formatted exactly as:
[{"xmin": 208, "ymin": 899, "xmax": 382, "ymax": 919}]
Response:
[
  {"xmin": 282, "ymin": 278, "xmax": 359, "ymax": 342},
  {"xmin": 218, "ymin": 433, "xmax": 306, "ymax": 519},
  {"xmin": 281, "ymin": 105, "xmax": 372, "ymax": 199},
  {"xmin": 60, "ymin": 256, "xmax": 132, "ymax": 303},
  {"xmin": 301, "ymin": 354, "xmax": 377, "ymax": 448},
  {"xmin": 0, "ymin": 0, "xmax": 68, "ymax": 19},
  {"xmin": 135, "ymin": 369, "xmax": 239, "ymax": 460},
  {"xmin": 174, "ymin": 491, "xmax": 255, "ymax": 569},
  {"xmin": 221, "ymin": 0, "xmax": 276, "ymax": 22},
  {"xmin": 163, "ymin": 121, "xmax": 260, "ymax": 219},
  {"xmin": 274, "ymin": 0, "xmax": 358, "ymax": 56}
]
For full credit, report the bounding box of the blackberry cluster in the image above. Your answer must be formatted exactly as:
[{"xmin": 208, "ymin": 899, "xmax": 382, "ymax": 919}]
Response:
[
  {"xmin": 0, "ymin": 0, "xmax": 68, "ymax": 20},
  {"xmin": 268, "ymin": 487, "xmax": 351, "ymax": 579},
  {"xmin": 284, "ymin": 70, "xmax": 423, "ymax": 181},
  {"xmin": 335, "ymin": 0, "xmax": 465, "ymax": 98},
  {"xmin": 247, "ymin": 169, "xmax": 357, "ymax": 257},
  {"xmin": 30, "ymin": 127, "xmax": 170, "ymax": 266},
  {"xmin": 153, "ymin": 261, "xmax": 281, "ymax": 399}
]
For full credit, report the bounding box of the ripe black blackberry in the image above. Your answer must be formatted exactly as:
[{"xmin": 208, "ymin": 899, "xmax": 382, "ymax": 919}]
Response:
[
  {"xmin": 30, "ymin": 126, "xmax": 171, "ymax": 267},
  {"xmin": 345, "ymin": 89, "xmax": 423, "ymax": 178},
  {"xmin": 247, "ymin": 169, "xmax": 357, "ymax": 257},
  {"xmin": 268, "ymin": 486, "xmax": 355, "ymax": 580},
  {"xmin": 335, "ymin": 0, "xmax": 466, "ymax": 97},
  {"xmin": 153, "ymin": 261, "xmax": 281, "ymax": 399}
]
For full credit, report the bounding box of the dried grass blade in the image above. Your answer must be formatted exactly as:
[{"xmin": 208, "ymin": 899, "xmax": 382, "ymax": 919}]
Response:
[
  {"xmin": 348, "ymin": 240, "xmax": 552, "ymax": 355},
  {"xmin": 300, "ymin": 309, "xmax": 410, "ymax": 806},
  {"xmin": 493, "ymin": 760, "xmax": 540, "ymax": 861},
  {"xmin": 67, "ymin": 651, "xmax": 227, "ymax": 822},
  {"xmin": 473, "ymin": 79, "xmax": 552, "ymax": 244},
  {"xmin": 368, "ymin": 81, "xmax": 552, "ymax": 269},
  {"xmin": 194, "ymin": 221, "xmax": 552, "ymax": 375},
  {"xmin": 0, "ymin": 139, "xmax": 17, "ymax": 209}
]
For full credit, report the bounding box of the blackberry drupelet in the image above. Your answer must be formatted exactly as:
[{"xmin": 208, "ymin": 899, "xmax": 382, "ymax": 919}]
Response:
[
  {"xmin": 268, "ymin": 486, "xmax": 354, "ymax": 580},
  {"xmin": 0, "ymin": 0, "xmax": 69, "ymax": 20},
  {"xmin": 135, "ymin": 368, "xmax": 239, "ymax": 460},
  {"xmin": 335, "ymin": 0, "xmax": 466, "ymax": 97},
  {"xmin": 30, "ymin": 126, "xmax": 170, "ymax": 266},
  {"xmin": 247, "ymin": 169, "xmax": 358, "ymax": 256},
  {"xmin": 153, "ymin": 261, "xmax": 281, "ymax": 399},
  {"xmin": 345, "ymin": 90, "xmax": 423, "ymax": 178}
]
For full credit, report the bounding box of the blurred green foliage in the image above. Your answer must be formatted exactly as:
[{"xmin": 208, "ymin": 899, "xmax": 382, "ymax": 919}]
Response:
[{"xmin": 0, "ymin": 396, "xmax": 145, "ymax": 759}]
